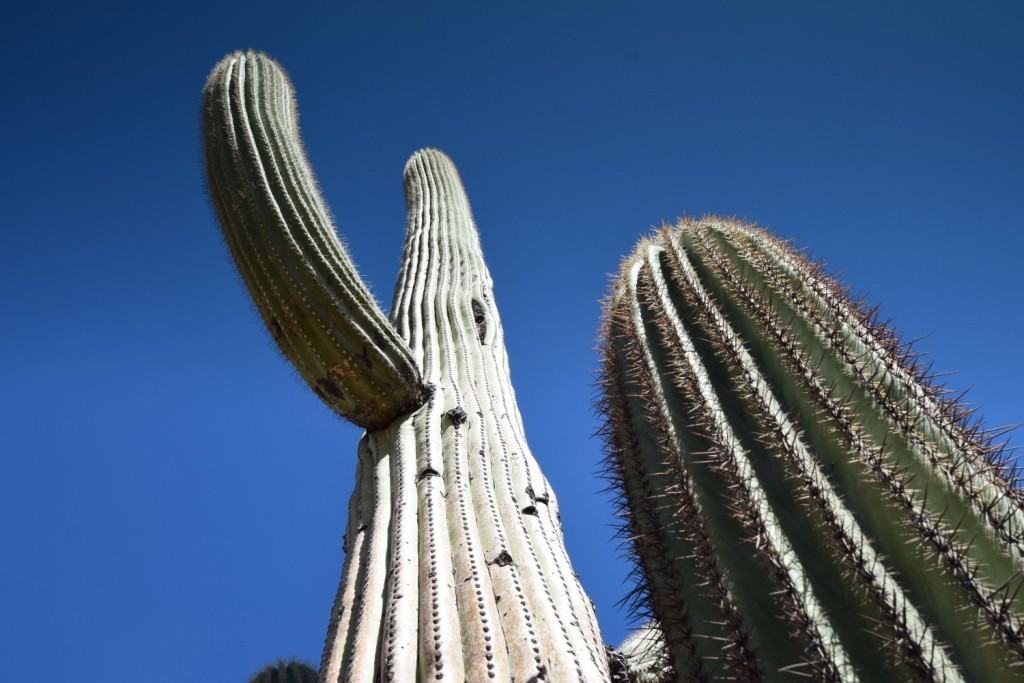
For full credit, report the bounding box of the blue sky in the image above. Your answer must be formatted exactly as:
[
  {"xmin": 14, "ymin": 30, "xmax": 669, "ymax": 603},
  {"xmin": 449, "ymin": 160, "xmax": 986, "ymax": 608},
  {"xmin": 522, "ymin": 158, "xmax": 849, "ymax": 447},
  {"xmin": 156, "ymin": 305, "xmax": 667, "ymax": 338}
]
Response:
[{"xmin": 2, "ymin": 2, "xmax": 1022, "ymax": 681}]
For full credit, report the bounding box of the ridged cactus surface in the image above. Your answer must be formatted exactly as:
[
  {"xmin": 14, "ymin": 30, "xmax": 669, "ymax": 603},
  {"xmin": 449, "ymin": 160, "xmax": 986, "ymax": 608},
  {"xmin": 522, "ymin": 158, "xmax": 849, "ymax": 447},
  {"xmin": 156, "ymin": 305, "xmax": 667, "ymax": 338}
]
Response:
[
  {"xmin": 203, "ymin": 52, "xmax": 607, "ymax": 682},
  {"xmin": 599, "ymin": 218, "xmax": 1024, "ymax": 682},
  {"xmin": 204, "ymin": 52, "xmax": 423, "ymax": 430}
]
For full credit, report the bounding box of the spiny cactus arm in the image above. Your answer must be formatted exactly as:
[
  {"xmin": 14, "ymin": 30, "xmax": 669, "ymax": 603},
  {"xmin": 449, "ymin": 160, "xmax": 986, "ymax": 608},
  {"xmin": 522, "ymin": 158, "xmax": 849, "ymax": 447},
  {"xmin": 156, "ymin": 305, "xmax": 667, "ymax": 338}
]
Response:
[
  {"xmin": 603, "ymin": 276, "xmax": 762, "ymax": 682},
  {"xmin": 683, "ymin": 223, "xmax": 1024, "ymax": 674},
  {"xmin": 320, "ymin": 149, "xmax": 608, "ymax": 681},
  {"xmin": 602, "ymin": 217, "xmax": 1024, "ymax": 681},
  {"xmin": 202, "ymin": 51, "xmax": 423, "ymax": 429},
  {"xmin": 248, "ymin": 660, "xmax": 319, "ymax": 683},
  {"xmin": 621, "ymin": 248, "xmax": 861, "ymax": 682},
  {"xmin": 662, "ymin": 232, "xmax": 963, "ymax": 679},
  {"xmin": 738, "ymin": 228, "xmax": 1024, "ymax": 562}
]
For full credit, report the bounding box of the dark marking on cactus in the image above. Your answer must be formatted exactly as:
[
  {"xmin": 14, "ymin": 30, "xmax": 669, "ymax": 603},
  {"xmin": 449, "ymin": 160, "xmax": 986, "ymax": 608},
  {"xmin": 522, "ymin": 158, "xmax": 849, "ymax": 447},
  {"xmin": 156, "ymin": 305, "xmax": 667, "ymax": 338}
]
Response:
[
  {"xmin": 315, "ymin": 377, "xmax": 345, "ymax": 401},
  {"xmin": 472, "ymin": 298, "xmax": 488, "ymax": 344},
  {"xmin": 522, "ymin": 505, "xmax": 539, "ymax": 516},
  {"xmin": 268, "ymin": 317, "xmax": 285, "ymax": 343},
  {"xmin": 248, "ymin": 660, "xmax": 319, "ymax": 683},
  {"xmin": 417, "ymin": 467, "xmax": 441, "ymax": 483},
  {"xmin": 526, "ymin": 486, "xmax": 550, "ymax": 505},
  {"xmin": 490, "ymin": 550, "xmax": 515, "ymax": 567},
  {"xmin": 445, "ymin": 406, "xmax": 468, "ymax": 428}
]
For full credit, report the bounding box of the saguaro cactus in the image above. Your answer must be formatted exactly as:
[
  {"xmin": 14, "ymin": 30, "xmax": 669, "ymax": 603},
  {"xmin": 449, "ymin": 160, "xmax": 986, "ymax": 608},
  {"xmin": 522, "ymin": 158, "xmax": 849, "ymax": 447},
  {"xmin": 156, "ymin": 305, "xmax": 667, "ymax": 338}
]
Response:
[
  {"xmin": 599, "ymin": 218, "xmax": 1024, "ymax": 682},
  {"xmin": 203, "ymin": 52, "xmax": 608, "ymax": 681}
]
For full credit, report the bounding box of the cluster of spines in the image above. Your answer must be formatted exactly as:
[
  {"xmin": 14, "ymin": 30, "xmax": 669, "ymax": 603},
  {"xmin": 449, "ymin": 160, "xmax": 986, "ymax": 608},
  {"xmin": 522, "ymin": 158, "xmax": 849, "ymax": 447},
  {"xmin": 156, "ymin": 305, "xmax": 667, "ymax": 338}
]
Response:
[{"xmin": 600, "ymin": 217, "xmax": 1024, "ymax": 682}]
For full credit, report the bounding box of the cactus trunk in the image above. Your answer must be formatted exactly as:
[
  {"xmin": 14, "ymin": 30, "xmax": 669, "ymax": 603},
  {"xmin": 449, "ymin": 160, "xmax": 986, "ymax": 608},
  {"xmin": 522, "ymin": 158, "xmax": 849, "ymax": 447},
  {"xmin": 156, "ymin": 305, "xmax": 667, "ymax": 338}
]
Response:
[
  {"xmin": 600, "ymin": 218, "xmax": 1024, "ymax": 682},
  {"xmin": 203, "ymin": 52, "xmax": 607, "ymax": 682}
]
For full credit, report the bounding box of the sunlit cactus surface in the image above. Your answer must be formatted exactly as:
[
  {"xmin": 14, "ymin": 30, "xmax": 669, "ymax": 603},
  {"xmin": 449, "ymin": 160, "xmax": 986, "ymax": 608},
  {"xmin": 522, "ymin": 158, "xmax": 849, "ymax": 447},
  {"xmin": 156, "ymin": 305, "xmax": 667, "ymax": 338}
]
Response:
[
  {"xmin": 203, "ymin": 51, "xmax": 608, "ymax": 682},
  {"xmin": 599, "ymin": 218, "xmax": 1024, "ymax": 682}
]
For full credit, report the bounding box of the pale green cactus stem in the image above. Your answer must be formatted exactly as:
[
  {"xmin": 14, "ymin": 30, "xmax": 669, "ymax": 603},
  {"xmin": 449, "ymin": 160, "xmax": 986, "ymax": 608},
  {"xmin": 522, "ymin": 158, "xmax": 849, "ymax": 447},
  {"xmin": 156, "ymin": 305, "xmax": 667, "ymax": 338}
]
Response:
[
  {"xmin": 249, "ymin": 661, "xmax": 319, "ymax": 683},
  {"xmin": 203, "ymin": 51, "xmax": 608, "ymax": 682},
  {"xmin": 203, "ymin": 51, "xmax": 423, "ymax": 430},
  {"xmin": 600, "ymin": 218, "xmax": 1024, "ymax": 682}
]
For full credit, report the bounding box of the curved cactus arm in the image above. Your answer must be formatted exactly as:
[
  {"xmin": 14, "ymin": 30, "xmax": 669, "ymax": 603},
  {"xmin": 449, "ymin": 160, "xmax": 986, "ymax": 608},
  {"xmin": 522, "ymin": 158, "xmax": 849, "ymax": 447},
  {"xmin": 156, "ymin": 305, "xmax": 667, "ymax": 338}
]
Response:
[
  {"xmin": 319, "ymin": 149, "xmax": 608, "ymax": 682},
  {"xmin": 202, "ymin": 51, "xmax": 424, "ymax": 429}
]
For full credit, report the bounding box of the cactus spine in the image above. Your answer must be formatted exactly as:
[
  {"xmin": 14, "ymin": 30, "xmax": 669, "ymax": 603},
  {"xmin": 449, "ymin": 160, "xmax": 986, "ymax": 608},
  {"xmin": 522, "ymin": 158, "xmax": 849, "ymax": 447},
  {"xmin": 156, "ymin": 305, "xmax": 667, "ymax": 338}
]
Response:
[
  {"xmin": 600, "ymin": 218, "xmax": 1024, "ymax": 682},
  {"xmin": 203, "ymin": 52, "xmax": 607, "ymax": 681}
]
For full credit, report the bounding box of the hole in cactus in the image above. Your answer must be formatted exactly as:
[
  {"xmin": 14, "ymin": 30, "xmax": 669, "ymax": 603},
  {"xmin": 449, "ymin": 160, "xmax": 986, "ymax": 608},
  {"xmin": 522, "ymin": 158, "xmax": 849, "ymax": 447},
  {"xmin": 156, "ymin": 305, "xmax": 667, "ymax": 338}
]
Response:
[
  {"xmin": 472, "ymin": 299, "xmax": 488, "ymax": 344},
  {"xmin": 522, "ymin": 505, "xmax": 538, "ymax": 516},
  {"xmin": 417, "ymin": 467, "xmax": 441, "ymax": 483},
  {"xmin": 315, "ymin": 377, "xmax": 345, "ymax": 400},
  {"xmin": 490, "ymin": 550, "xmax": 515, "ymax": 567},
  {"xmin": 445, "ymin": 406, "xmax": 468, "ymax": 428},
  {"xmin": 525, "ymin": 486, "xmax": 550, "ymax": 505}
]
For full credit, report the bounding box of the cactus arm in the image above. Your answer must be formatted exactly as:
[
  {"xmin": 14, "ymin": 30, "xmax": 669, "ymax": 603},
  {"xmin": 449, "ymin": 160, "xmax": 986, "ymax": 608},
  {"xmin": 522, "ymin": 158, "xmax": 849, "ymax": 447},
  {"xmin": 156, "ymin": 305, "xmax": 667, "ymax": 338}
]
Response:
[
  {"xmin": 683, "ymin": 224, "xmax": 1023, "ymax": 678},
  {"xmin": 317, "ymin": 149, "xmax": 609, "ymax": 681},
  {"xmin": 601, "ymin": 217, "xmax": 1024, "ymax": 681},
  {"xmin": 741, "ymin": 229, "xmax": 1024, "ymax": 561},
  {"xmin": 632, "ymin": 247, "xmax": 861, "ymax": 682},
  {"xmin": 424, "ymin": 150, "xmax": 608, "ymax": 678},
  {"xmin": 668, "ymin": 231, "xmax": 963, "ymax": 680},
  {"xmin": 398, "ymin": 150, "xmax": 607, "ymax": 680},
  {"xmin": 202, "ymin": 52, "xmax": 423, "ymax": 429},
  {"xmin": 604, "ymin": 288, "xmax": 762, "ymax": 682},
  {"xmin": 711, "ymin": 228, "xmax": 1024, "ymax": 631}
]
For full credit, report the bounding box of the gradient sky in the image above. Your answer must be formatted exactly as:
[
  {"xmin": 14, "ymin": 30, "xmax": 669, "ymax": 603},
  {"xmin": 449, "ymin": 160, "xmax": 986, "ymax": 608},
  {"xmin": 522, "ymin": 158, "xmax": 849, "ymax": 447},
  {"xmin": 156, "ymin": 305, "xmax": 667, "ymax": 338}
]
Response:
[{"xmin": 3, "ymin": 2, "xmax": 1022, "ymax": 681}]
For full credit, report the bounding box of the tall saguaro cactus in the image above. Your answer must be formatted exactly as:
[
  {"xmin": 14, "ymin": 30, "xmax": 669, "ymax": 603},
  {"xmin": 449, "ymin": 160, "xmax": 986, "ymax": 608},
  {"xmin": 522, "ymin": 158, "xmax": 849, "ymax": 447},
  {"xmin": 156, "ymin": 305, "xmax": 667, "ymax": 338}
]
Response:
[
  {"xmin": 600, "ymin": 218, "xmax": 1024, "ymax": 682},
  {"xmin": 203, "ymin": 52, "xmax": 608, "ymax": 681}
]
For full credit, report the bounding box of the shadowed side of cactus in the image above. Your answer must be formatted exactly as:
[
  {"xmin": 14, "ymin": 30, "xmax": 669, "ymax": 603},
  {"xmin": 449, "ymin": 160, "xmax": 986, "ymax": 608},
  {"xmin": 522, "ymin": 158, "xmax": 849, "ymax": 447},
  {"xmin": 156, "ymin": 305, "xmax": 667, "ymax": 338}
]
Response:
[
  {"xmin": 203, "ymin": 52, "xmax": 608, "ymax": 682},
  {"xmin": 599, "ymin": 218, "xmax": 1024, "ymax": 682},
  {"xmin": 249, "ymin": 660, "xmax": 319, "ymax": 683}
]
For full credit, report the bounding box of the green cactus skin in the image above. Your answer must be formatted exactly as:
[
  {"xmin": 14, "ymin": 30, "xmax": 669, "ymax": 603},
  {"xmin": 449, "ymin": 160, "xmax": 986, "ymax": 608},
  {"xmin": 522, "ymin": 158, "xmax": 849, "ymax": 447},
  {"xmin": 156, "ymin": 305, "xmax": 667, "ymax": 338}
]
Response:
[
  {"xmin": 599, "ymin": 218, "xmax": 1024, "ymax": 682},
  {"xmin": 203, "ymin": 52, "xmax": 608, "ymax": 682},
  {"xmin": 249, "ymin": 660, "xmax": 320, "ymax": 683},
  {"xmin": 203, "ymin": 52, "xmax": 424, "ymax": 430}
]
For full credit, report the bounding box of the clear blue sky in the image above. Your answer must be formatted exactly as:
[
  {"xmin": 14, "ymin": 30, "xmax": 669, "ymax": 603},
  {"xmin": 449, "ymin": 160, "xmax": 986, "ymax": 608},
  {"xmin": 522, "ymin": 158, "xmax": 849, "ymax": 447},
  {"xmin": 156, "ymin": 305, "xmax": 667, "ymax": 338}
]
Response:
[{"xmin": 2, "ymin": 2, "xmax": 1022, "ymax": 681}]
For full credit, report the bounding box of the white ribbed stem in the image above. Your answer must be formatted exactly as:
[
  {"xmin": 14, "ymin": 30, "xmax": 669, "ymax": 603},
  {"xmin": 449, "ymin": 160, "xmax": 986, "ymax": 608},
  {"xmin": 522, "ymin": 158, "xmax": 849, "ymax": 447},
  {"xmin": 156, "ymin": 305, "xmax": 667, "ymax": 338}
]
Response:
[{"xmin": 321, "ymin": 149, "xmax": 606, "ymax": 681}]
